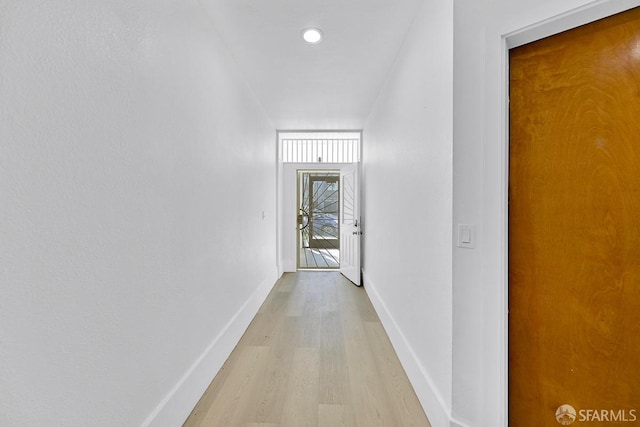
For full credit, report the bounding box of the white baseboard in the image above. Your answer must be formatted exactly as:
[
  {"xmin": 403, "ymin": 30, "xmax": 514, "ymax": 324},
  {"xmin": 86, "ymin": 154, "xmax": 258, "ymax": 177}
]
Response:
[
  {"xmin": 142, "ymin": 268, "xmax": 280, "ymax": 427},
  {"xmin": 362, "ymin": 271, "xmax": 468, "ymax": 427}
]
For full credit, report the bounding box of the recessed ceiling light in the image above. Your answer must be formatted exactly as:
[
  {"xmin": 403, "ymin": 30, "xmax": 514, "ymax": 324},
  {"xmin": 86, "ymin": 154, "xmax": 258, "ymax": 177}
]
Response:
[{"xmin": 302, "ymin": 28, "xmax": 323, "ymax": 44}]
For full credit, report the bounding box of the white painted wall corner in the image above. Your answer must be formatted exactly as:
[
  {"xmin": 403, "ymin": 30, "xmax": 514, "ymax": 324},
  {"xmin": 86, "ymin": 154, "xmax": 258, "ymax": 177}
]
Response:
[
  {"xmin": 142, "ymin": 268, "xmax": 280, "ymax": 427},
  {"xmin": 362, "ymin": 271, "xmax": 465, "ymax": 427}
]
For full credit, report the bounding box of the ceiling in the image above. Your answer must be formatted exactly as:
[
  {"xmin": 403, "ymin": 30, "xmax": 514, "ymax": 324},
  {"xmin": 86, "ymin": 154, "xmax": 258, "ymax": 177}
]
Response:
[{"xmin": 199, "ymin": 0, "xmax": 424, "ymax": 129}]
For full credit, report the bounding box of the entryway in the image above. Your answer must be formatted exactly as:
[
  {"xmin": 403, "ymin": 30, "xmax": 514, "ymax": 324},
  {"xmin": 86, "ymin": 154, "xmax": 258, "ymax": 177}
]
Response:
[{"xmin": 278, "ymin": 131, "xmax": 362, "ymax": 285}]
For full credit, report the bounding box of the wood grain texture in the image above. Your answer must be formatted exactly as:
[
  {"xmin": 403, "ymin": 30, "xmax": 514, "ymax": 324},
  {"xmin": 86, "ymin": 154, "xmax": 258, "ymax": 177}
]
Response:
[
  {"xmin": 183, "ymin": 272, "xmax": 430, "ymax": 427},
  {"xmin": 509, "ymin": 6, "xmax": 640, "ymax": 426}
]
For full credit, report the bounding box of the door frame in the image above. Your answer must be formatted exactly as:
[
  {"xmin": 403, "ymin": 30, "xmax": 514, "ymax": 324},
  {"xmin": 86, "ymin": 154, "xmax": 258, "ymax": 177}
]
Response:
[{"xmin": 499, "ymin": 1, "xmax": 639, "ymax": 424}]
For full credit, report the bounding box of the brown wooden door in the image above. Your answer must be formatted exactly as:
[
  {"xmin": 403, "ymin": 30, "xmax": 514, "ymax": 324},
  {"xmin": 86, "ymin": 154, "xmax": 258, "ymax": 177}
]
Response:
[{"xmin": 509, "ymin": 7, "xmax": 640, "ymax": 426}]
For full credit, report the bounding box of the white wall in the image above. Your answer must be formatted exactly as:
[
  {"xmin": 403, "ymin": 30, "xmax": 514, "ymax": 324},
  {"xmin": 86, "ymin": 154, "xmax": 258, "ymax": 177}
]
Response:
[
  {"xmin": 0, "ymin": 1, "xmax": 277, "ymax": 426},
  {"xmin": 364, "ymin": 1, "xmax": 640, "ymax": 426},
  {"xmin": 362, "ymin": 1, "xmax": 454, "ymax": 426},
  {"xmin": 452, "ymin": 0, "xmax": 640, "ymax": 425}
]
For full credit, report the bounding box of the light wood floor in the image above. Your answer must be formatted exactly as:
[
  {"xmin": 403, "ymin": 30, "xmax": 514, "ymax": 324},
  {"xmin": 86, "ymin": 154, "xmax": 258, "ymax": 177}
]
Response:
[{"xmin": 183, "ymin": 271, "xmax": 431, "ymax": 427}]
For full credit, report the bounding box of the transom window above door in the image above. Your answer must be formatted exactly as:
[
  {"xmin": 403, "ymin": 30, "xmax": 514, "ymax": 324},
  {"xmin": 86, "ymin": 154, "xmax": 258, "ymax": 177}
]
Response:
[{"xmin": 280, "ymin": 131, "xmax": 361, "ymax": 163}]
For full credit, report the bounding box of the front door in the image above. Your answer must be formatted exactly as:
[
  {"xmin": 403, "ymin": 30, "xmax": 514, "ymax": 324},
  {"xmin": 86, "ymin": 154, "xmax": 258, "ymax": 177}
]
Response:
[
  {"xmin": 340, "ymin": 163, "xmax": 361, "ymax": 286},
  {"xmin": 509, "ymin": 7, "xmax": 640, "ymax": 426}
]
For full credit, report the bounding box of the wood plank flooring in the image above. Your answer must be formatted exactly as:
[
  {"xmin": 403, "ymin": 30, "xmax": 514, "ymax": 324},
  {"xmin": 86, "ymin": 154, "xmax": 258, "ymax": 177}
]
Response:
[
  {"xmin": 183, "ymin": 271, "xmax": 430, "ymax": 427},
  {"xmin": 298, "ymin": 248, "xmax": 340, "ymax": 269}
]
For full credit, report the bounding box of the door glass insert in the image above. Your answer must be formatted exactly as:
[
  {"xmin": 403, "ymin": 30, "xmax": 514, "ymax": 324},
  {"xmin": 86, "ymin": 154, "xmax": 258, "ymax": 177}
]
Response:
[{"xmin": 298, "ymin": 171, "xmax": 340, "ymax": 269}]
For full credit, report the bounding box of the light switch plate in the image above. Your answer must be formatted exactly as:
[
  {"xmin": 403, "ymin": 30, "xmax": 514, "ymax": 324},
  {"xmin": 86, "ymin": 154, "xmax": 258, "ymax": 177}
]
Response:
[{"xmin": 458, "ymin": 224, "xmax": 476, "ymax": 249}]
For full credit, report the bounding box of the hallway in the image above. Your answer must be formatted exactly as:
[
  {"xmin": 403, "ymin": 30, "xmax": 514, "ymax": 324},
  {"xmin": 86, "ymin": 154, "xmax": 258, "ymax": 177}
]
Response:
[
  {"xmin": 5, "ymin": 0, "xmax": 630, "ymax": 425},
  {"xmin": 183, "ymin": 272, "xmax": 430, "ymax": 427}
]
